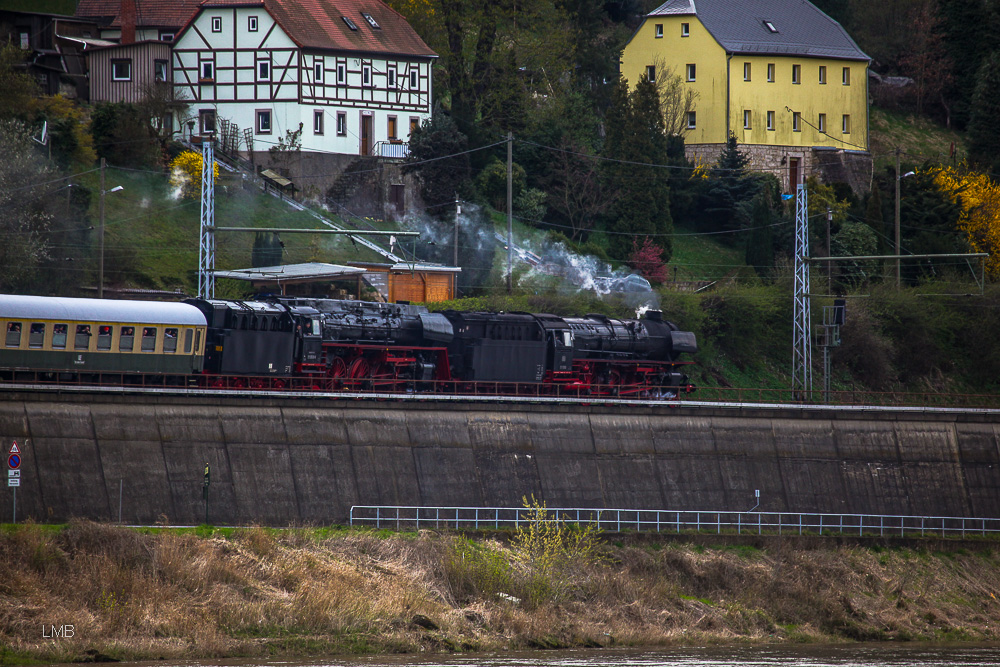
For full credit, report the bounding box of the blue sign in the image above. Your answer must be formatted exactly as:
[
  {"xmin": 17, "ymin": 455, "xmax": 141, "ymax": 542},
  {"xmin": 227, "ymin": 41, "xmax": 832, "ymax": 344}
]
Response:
[{"xmin": 8, "ymin": 454, "xmax": 19, "ymax": 470}]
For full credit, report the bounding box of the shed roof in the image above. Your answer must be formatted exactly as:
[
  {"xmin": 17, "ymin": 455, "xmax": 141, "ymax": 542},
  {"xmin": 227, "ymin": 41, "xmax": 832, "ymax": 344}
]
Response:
[
  {"xmin": 648, "ymin": 0, "xmax": 868, "ymax": 61},
  {"xmin": 349, "ymin": 262, "xmax": 461, "ymax": 273},
  {"xmin": 214, "ymin": 262, "xmax": 366, "ymax": 284}
]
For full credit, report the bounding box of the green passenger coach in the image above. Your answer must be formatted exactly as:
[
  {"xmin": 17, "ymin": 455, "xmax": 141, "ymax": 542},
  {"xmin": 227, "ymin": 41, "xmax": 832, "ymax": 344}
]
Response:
[{"xmin": 0, "ymin": 295, "xmax": 208, "ymax": 379}]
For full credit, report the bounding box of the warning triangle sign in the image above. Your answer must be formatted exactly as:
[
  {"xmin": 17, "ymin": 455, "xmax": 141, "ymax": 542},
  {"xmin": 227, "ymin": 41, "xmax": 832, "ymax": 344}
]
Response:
[{"xmin": 9, "ymin": 442, "xmax": 19, "ymax": 454}]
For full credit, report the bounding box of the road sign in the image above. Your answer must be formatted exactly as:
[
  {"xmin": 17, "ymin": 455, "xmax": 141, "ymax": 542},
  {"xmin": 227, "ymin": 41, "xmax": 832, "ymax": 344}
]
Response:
[
  {"xmin": 7, "ymin": 470, "xmax": 18, "ymax": 478},
  {"xmin": 8, "ymin": 478, "xmax": 19, "ymax": 487},
  {"xmin": 9, "ymin": 442, "xmax": 19, "ymax": 454},
  {"xmin": 8, "ymin": 454, "xmax": 20, "ymax": 469}
]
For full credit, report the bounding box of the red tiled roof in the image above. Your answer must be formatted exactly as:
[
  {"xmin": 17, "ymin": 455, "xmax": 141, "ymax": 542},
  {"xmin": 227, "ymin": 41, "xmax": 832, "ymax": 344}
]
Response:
[
  {"xmin": 196, "ymin": 0, "xmax": 436, "ymax": 57},
  {"xmin": 75, "ymin": 0, "xmax": 202, "ymax": 29}
]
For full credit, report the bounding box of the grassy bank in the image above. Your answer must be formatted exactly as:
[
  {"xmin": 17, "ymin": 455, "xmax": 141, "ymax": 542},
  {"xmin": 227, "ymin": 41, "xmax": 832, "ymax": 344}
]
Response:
[{"xmin": 2, "ymin": 522, "xmax": 999, "ymax": 665}]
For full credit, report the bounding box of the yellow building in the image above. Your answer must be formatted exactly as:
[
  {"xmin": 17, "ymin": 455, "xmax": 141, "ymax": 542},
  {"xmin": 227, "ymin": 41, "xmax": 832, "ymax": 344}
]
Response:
[{"xmin": 621, "ymin": 0, "xmax": 870, "ymax": 192}]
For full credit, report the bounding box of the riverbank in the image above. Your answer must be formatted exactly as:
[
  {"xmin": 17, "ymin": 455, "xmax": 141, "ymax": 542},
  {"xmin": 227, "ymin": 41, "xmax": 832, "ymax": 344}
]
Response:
[{"xmin": 2, "ymin": 522, "xmax": 999, "ymax": 665}]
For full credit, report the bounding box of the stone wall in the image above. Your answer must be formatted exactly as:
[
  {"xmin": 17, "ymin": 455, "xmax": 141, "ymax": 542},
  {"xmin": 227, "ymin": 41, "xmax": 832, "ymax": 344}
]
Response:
[{"xmin": 0, "ymin": 393, "xmax": 997, "ymax": 526}]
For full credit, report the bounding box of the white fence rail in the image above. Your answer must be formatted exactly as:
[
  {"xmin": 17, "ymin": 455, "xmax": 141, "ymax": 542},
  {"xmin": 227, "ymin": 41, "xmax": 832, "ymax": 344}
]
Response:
[{"xmin": 349, "ymin": 506, "xmax": 1000, "ymax": 538}]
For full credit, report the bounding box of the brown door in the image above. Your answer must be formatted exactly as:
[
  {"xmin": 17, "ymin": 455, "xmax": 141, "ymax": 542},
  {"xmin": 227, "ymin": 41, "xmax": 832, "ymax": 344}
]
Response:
[
  {"xmin": 360, "ymin": 114, "xmax": 372, "ymax": 155},
  {"xmin": 789, "ymin": 158, "xmax": 800, "ymax": 193}
]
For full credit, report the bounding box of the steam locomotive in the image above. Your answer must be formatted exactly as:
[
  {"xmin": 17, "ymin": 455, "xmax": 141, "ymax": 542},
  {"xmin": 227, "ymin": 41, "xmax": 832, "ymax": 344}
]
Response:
[{"xmin": 0, "ymin": 294, "xmax": 697, "ymax": 398}]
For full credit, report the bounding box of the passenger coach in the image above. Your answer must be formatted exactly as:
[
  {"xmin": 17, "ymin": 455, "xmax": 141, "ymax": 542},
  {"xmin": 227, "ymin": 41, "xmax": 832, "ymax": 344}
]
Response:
[{"xmin": 0, "ymin": 295, "xmax": 207, "ymax": 380}]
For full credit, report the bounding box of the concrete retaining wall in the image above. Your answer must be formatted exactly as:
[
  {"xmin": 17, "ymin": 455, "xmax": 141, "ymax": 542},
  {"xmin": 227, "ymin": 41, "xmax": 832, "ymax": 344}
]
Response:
[{"xmin": 0, "ymin": 393, "xmax": 997, "ymax": 525}]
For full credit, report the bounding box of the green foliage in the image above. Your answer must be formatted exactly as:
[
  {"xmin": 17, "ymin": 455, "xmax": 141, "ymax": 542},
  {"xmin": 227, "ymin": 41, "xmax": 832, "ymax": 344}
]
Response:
[
  {"xmin": 91, "ymin": 102, "xmax": 161, "ymax": 168},
  {"xmin": 252, "ymin": 232, "xmax": 284, "ymax": 268},
  {"xmin": 0, "ymin": 44, "xmax": 39, "ymax": 120},
  {"xmin": 745, "ymin": 195, "xmax": 775, "ymax": 278},
  {"xmin": 476, "ymin": 159, "xmax": 526, "ymax": 211},
  {"xmin": 696, "ymin": 135, "xmax": 777, "ymax": 245},
  {"xmin": 967, "ymin": 51, "xmax": 1000, "ymax": 171},
  {"xmin": 832, "ymin": 221, "xmax": 878, "ymax": 287},
  {"xmin": 405, "ymin": 110, "xmax": 471, "ymax": 217}
]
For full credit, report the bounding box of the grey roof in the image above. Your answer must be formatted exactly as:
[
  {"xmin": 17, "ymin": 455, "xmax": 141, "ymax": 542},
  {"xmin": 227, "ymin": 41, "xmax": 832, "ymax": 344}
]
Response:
[
  {"xmin": 648, "ymin": 0, "xmax": 869, "ymax": 61},
  {"xmin": 350, "ymin": 262, "xmax": 461, "ymax": 273},
  {"xmin": 213, "ymin": 262, "xmax": 366, "ymax": 282},
  {"xmin": 0, "ymin": 294, "xmax": 206, "ymax": 326}
]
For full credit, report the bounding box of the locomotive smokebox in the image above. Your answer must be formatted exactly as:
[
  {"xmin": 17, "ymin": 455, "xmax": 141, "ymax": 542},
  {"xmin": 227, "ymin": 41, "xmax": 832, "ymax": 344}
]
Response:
[{"xmin": 644, "ymin": 310, "xmax": 663, "ymax": 322}]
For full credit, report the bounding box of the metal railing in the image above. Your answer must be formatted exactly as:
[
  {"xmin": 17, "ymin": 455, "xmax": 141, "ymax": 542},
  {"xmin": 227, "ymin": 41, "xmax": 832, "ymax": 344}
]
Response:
[
  {"xmin": 371, "ymin": 141, "xmax": 409, "ymax": 159},
  {"xmin": 349, "ymin": 506, "xmax": 1000, "ymax": 539}
]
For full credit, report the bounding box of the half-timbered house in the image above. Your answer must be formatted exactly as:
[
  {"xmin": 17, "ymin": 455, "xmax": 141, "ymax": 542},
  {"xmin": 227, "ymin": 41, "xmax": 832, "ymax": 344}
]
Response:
[{"xmin": 171, "ymin": 0, "xmax": 436, "ymax": 160}]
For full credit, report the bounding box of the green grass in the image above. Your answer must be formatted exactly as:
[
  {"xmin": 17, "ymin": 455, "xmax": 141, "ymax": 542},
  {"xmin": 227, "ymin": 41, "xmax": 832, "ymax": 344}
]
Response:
[
  {"xmin": 669, "ymin": 222, "xmax": 749, "ymax": 282},
  {"xmin": 869, "ymin": 107, "xmax": 965, "ymax": 170}
]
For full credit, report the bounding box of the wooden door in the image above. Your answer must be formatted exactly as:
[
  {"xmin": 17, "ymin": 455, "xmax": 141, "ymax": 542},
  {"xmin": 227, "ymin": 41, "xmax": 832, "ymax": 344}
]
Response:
[
  {"xmin": 360, "ymin": 114, "xmax": 372, "ymax": 155},
  {"xmin": 789, "ymin": 158, "xmax": 800, "ymax": 192}
]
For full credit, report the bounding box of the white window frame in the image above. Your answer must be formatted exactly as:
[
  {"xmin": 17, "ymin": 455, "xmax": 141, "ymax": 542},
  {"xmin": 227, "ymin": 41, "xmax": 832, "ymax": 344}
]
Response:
[
  {"xmin": 842, "ymin": 114, "xmax": 851, "ymax": 133},
  {"xmin": 767, "ymin": 63, "xmax": 775, "ymax": 82},
  {"xmin": 257, "ymin": 59, "xmax": 270, "ymax": 82},
  {"xmin": 159, "ymin": 31, "xmax": 174, "ymax": 41},
  {"xmin": 646, "ymin": 65, "xmax": 656, "ymax": 83},
  {"xmin": 256, "ymin": 109, "xmax": 272, "ymax": 134},
  {"xmin": 818, "ymin": 113, "xmax": 826, "ymax": 133},
  {"xmin": 818, "ymin": 65, "xmax": 826, "ymax": 84},
  {"xmin": 337, "ymin": 62, "xmax": 346, "ymax": 85},
  {"xmin": 336, "ymin": 111, "xmax": 347, "ymax": 136},
  {"xmin": 362, "ymin": 63, "xmax": 372, "ymax": 87},
  {"xmin": 387, "ymin": 66, "xmax": 396, "ymax": 88},
  {"xmin": 792, "ymin": 64, "xmax": 801, "ymax": 84},
  {"xmin": 200, "ymin": 60, "xmax": 214, "ymax": 81},
  {"xmin": 111, "ymin": 59, "xmax": 132, "ymax": 81},
  {"xmin": 248, "ymin": 16, "xmax": 258, "ymax": 32},
  {"xmin": 792, "ymin": 111, "xmax": 801, "ymax": 132},
  {"xmin": 743, "ymin": 62, "xmax": 751, "ymax": 81},
  {"xmin": 766, "ymin": 110, "xmax": 775, "ymax": 131},
  {"xmin": 314, "ymin": 59, "xmax": 324, "ymax": 83},
  {"xmin": 409, "ymin": 69, "xmax": 419, "ymax": 89},
  {"xmin": 686, "ymin": 63, "xmax": 696, "ymax": 82},
  {"xmin": 314, "ymin": 109, "xmax": 324, "ymax": 135},
  {"xmin": 655, "ymin": 23, "xmax": 663, "ymax": 38},
  {"xmin": 154, "ymin": 59, "xmax": 168, "ymax": 82},
  {"xmin": 686, "ymin": 111, "xmax": 696, "ymax": 129},
  {"xmin": 681, "ymin": 22, "xmax": 689, "ymax": 36},
  {"xmin": 743, "ymin": 110, "xmax": 751, "ymax": 130},
  {"xmin": 842, "ymin": 66, "xmax": 851, "ymax": 85},
  {"xmin": 211, "ymin": 16, "xmax": 222, "ymax": 32}
]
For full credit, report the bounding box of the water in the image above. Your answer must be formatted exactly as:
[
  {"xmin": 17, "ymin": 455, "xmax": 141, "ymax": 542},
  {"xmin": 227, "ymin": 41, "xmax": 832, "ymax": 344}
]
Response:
[{"xmin": 95, "ymin": 645, "xmax": 1000, "ymax": 667}]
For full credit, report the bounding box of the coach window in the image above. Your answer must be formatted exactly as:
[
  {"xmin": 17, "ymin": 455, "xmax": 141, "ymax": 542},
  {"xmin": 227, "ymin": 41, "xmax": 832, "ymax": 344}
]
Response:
[
  {"xmin": 5, "ymin": 322, "xmax": 20, "ymax": 347},
  {"xmin": 75, "ymin": 324, "xmax": 92, "ymax": 350},
  {"xmin": 184, "ymin": 329, "xmax": 193, "ymax": 354},
  {"xmin": 52, "ymin": 324, "xmax": 67, "ymax": 349},
  {"xmin": 119, "ymin": 326, "xmax": 134, "ymax": 352},
  {"xmin": 194, "ymin": 330, "xmax": 202, "ymax": 354},
  {"xmin": 29, "ymin": 323, "xmax": 45, "ymax": 348},
  {"xmin": 164, "ymin": 328, "xmax": 178, "ymax": 353},
  {"xmin": 141, "ymin": 327, "xmax": 157, "ymax": 352},
  {"xmin": 97, "ymin": 325, "xmax": 113, "ymax": 351}
]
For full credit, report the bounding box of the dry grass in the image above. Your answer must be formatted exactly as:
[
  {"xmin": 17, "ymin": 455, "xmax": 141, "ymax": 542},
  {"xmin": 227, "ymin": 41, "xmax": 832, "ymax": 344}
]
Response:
[{"xmin": 1, "ymin": 523, "xmax": 999, "ymax": 664}]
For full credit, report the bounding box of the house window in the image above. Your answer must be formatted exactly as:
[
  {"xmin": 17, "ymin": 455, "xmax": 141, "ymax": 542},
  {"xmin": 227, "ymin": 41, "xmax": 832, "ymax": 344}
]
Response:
[
  {"xmin": 767, "ymin": 110, "xmax": 775, "ymax": 130},
  {"xmin": 336, "ymin": 111, "xmax": 346, "ymax": 136},
  {"xmin": 743, "ymin": 62, "xmax": 751, "ymax": 81},
  {"xmin": 388, "ymin": 115, "xmax": 397, "ymax": 140},
  {"xmin": 159, "ymin": 31, "xmax": 174, "ymax": 41},
  {"xmin": 199, "ymin": 109, "xmax": 216, "ymax": 134},
  {"xmin": 362, "ymin": 63, "xmax": 371, "ymax": 86},
  {"xmin": 248, "ymin": 15, "xmax": 258, "ymax": 31},
  {"xmin": 337, "ymin": 62, "xmax": 346, "ymax": 84},
  {"xmin": 792, "ymin": 64, "xmax": 801, "ymax": 84},
  {"xmin": 314, "ymin": 110, "xmax": 324, "ymax": 135},
  {"xmin": 409, "ymin": 69, "xmax": 418, "ymax": 89},
  {"xmin": 681, "ymin": 22, "xmax": 689, "ymax": 36},
  {"xmin": 314, "ymin": 60, "xmax": 323, "ymax": 82},
  {"xmin": 257, "ymin": 59, "xmax": 270, "ymax": 81},
  {"xmin": 409, "ymin": 116, "xmax": 419, "ymax": 135},
  {"xmin": 767, "ymin": 63, "xmax": 775, "ymax": 82},
  {"xmin": 154, "ymin": 59, "xmax": 168, "ymax": 81},
  {"xmin": 342, "ymin": 16, "xmax": 358, "ymax": 30},
  {"xmin": 18, "ymin": 32, "xmax": 29, "ymax": 49},
  {"xmin": 655, "ymin": 23, "xmax": 663, "ymax": 38},
  {"xmin": 842, "ymin": 114, "xmax": 851, "ymax": 133},
  {"xmin": 842, "ymin": 66, "xmax": 851, "ymax": 85},
  {"xmin": 743, "ymin": 110, "xmax": 751, "ymax": 129},
  {"xmin": 686, "ymin": 111, "xmax": 696, "ymax": 129},
  {"xmin": 211, "ymin": 16, "xmax": 222, "ymax": 32},
  {"xmin": 818, "ymin": 113, "xmax": 826, "ymax": 133},
  {"xmin": 818, "ymin": 65, "xmax": 827, "ymax": 84},
  {"xmin": 763, "ymin": 20, "xmax": 778, "ymax": 33},
  {"xmin": 646, "ymin": 65, "xmax": 656, "ymax": 83},
  {"xmin": 387, "ymin": 66, "xmax": 396, "ymax": 88},
  {"xmin": 792, "ymin": 111, "xmax": 801, "ymax": 132},
  {"xmin": 686, "ymin": 63, "xmax": 696, "ymax": 81},
  {"xmin": 200, "ymin": 60, "xmax": 214, "ymax": 81},
  {"xmin": 256, "ymin": 109, "xmax": 272, "ymax": 134},
  {"xmin": 112, "ymin": 59, "xmax": 132, "ymax": 81},
  {"xmin": 361, "ymin": 12, "xmax": 380, "ymax": 29}
]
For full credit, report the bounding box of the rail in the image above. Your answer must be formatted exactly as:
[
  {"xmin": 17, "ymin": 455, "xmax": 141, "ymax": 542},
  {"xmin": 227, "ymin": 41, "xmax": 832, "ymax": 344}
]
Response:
[{"xmin": 349, "ymin": 506, "xmax": 1000, "ymax": 539}]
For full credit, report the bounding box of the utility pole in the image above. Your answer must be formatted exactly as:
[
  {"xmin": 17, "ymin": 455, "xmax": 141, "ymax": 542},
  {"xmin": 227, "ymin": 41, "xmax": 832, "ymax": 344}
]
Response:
[
  {"xmin": 453, "ymin": 195, "xmax": 460, "ymax": 268},
  {"xmin": 895, "ymin": 148, "xmax": 901, "ymax": 289},
  {"xmin": 506, "ymin": 132, "xmax": 513, "ymax": 294},
  {"xmin": 98, "ymin": 158, "xmax": 105, "ymax": 299},
  {"xmin": 826, "ymin": 206, "xmax": 832, "ymax": 293}
]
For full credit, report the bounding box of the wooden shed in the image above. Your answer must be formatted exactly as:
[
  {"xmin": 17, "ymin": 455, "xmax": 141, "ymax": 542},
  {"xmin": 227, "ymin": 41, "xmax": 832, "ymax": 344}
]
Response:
[{"xmin": 349, "ymin": 262, "xmax": 460, "ymax": 303}]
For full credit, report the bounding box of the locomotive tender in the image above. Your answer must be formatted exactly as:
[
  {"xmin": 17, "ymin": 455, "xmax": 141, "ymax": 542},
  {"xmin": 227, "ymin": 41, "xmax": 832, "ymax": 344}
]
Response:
[{"xmin": 0, "ymin": 293, "xmax": 697, "ymax": 397}]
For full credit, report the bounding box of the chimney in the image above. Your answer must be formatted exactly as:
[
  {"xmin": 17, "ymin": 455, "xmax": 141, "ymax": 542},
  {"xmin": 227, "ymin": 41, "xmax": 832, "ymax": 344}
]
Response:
[{"xmin": 120, "ymin": 0, "xmax": 136, "ymax": 44}]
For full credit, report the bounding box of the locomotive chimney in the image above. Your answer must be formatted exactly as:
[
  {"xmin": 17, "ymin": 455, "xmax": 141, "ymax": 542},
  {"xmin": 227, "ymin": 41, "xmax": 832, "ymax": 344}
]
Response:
[
  {"xmin": 120, "ymin": 0, "xmax": 137, "ymax": 44},
  {"xmin": 644, "ymin": 310, "xmax": 663, "ymax": 322}
]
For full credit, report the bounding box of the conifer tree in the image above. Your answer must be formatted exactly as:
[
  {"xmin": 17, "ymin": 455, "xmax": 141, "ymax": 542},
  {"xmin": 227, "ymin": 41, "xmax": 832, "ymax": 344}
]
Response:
[
  {"xmin": 745, "ymin": 194, "xmax": 774, "ymax": 278},
  {"xmin": 967, "ymin": 51, "xmax": 1000, "ymax": 170}
]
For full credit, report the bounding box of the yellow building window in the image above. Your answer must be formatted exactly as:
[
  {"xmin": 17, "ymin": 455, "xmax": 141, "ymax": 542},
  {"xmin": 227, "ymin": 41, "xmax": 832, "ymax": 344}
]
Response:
[
  {"xmin": 843, "ymin": 67, "xmax": 851, "ymax": 85},
  {"xmin": 792, "ymin": 64, "xmax": 801, "ymax": 84},
  {"xmin": 792, "ymin": 111, "xmax": 801, "ymax": 132},
  {"xmin": 842, "ymin": 114, "xmax": 851, "ymax": 133},
  {"xmin": 743, "ymin": 110, "xmax": 751, "ymax": 129},
  {"xmin": 687, "ymin": 111, "xmax": 696, "ymax": 129},
  {"xmin": 646, "ymin": 65, "xmax": 656, "ymax": 82},
  {"xmin": 655, "ymin": 23, "xmax": 663, "ymax": 38},
  {"xmin": 819, "ymin": 65, "xmax": 827, "ymax": 84},
  {"xmin": 767, "ymin": 63, "xmax": 775, "ymax": 82},
  {"xmin": 743, "ymin": 62, "xmax": 751, "ymax": 81},
  {"xmin": 686, "ymin": 63, "xmax": 696, "ymax": 81},
  {"xmin": 818, "ymin": 113, "xmax": 826, "ymax": 133},
  {"xmin": 681, "ymin": 22, "xmax": 689, "ymax": 36},
  {"xmin": 767, "ymin": 110, "xmax": 775, "ymax": 130}
]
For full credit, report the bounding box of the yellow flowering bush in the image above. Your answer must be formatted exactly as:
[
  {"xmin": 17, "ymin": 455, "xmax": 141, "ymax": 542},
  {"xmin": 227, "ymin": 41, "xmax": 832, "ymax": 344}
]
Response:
[
  {"xmin": 168, "ymin": 150, "xmax": 219, "ymax": 199},
  {"xmin": 930, "ymin": 164, "xmax": 1000, "ymax": 279}
]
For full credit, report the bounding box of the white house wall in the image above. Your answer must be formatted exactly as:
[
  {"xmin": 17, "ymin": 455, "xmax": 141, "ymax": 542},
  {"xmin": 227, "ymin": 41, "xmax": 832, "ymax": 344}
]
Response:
[{"xmin": 172, "ymin": 5, "xmax": 432, "ymax": 156}]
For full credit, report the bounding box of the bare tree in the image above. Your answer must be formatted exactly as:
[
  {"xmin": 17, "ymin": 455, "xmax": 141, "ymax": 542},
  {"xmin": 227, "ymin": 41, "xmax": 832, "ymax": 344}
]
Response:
[
  {"xmin": 543, "ymin": 138, "xmax": 611, "ymax": 240},
  {"xmin": 650, "ymin": 56, "xmax": 698, "ymax": 136}
]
